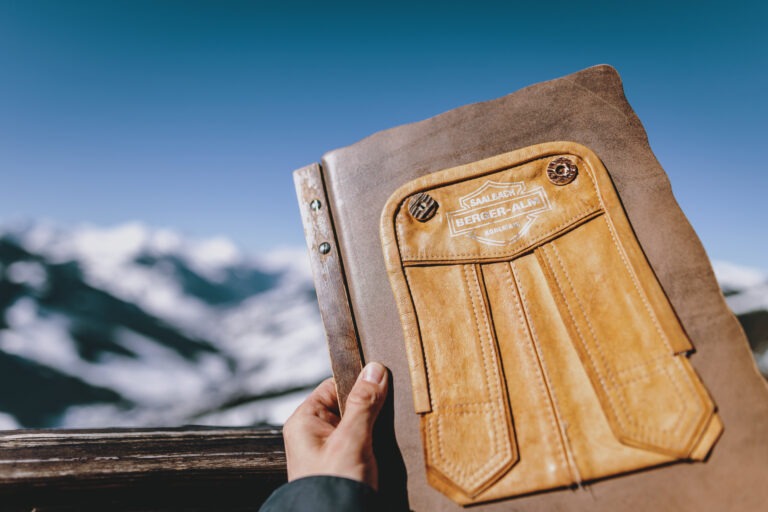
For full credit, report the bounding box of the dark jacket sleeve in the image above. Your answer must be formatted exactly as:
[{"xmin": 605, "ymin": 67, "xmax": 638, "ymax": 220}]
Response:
[{"xmin": 259, "ymin": 476, "xmax": 379, "ymax": 512}]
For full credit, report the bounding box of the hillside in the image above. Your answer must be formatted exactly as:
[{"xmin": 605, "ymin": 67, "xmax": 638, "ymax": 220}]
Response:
[{"xmin": 0, "ymin": 223, "xmax": 764, "ymax": 429}]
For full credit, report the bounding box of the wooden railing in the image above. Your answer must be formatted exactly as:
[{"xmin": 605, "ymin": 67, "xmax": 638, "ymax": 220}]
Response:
[{"xmin": 0, "ymin": 427, "xmax": 287, "ymax": 511}]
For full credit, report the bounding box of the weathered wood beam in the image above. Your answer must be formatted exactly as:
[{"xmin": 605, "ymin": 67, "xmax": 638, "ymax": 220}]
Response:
[
  {"xmin": 0, "ymin": 427, "xmax": 287, "ymax": 510},
  {"xmin": 294, "ymin": 163, "xmax": 364, "ymax": 415}
]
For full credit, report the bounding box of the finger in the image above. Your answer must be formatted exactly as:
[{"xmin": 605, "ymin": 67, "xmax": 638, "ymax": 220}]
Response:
[
  {"xmin": 285, "ymin": 378, "xmax": 337, "ymax": 432},
  {"xmin": 284, "ymin": 378, "xmax": 340, "ymax": 448},
  {"xmin": 333, "ymin": 362, "xmax": 388, "ymax": 446},
  {"xmin": 293, "ymin": 377, "xmax": 339, "ymax": 418},
  {"xmin": 309, "ymin": 377, "xmax": 340, "ymax": 414}
]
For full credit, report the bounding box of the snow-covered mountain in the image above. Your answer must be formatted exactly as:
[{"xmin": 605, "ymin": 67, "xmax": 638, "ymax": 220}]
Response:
[
  {"xmin": 712, "ymin": 261, "xmax": 768, "ymax": 376},
  {"xmin": 0, "ymin": 222, "xmax": 765, "ymax": 430},
  {"xmin": 0, "ymin": 222, "xmax": 329, "ymax": 429}
]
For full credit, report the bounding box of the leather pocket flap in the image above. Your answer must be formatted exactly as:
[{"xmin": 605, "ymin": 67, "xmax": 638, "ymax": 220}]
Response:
[
  {"xmin": 394, "ymin": 152, "xmax": 601, "ymax": 265},
  {"xmin": 379, "ymin": 142, "xmax": 722, "ymax": 505},
  {"xmin": 408, "ymin": 263, "xmax": 518, "ymax": 498}
]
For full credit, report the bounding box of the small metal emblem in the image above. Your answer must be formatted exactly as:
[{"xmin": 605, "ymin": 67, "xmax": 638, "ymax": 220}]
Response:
[
  {"xmin": 546, "ymin": 157, "xmax": 578, "ymax": 185},
  {"xmin": 408, "ymin": 192, "xmax": 439, "ymax": 222}
]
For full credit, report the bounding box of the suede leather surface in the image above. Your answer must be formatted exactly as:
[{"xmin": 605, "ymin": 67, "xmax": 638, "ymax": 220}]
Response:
[{"xmin": 318, "ymin": 65, "xmax": 768, "ymax": 511}]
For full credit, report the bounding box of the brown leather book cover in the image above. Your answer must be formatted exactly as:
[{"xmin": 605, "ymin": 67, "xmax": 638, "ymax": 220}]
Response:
[{"xmin": 293, "ymin": 65, "xmax": 768, "ymax": 511}]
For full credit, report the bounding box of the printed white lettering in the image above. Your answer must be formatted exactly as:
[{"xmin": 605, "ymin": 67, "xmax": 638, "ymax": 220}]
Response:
[
  {"xmin": 468, "ymin": 189, "xmax": 518, "ymax": 207},
  {"xmin": 446, "ymin": 181, "xmax": 551, "ymax": 245}
]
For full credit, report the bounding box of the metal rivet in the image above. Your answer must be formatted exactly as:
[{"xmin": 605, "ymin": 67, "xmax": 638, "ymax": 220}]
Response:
[
  {"xmin": 408, "ymin": 192, "xmax": 439, "ymax": 222},
  {"xmin": 547, "ymin": 157, "xmax": 578, "ymax": 185},
  {"xmin": 318, "ymin": 242, "xmax": 331, "ymax": 254},
  {"xmin": 310, "ymin": 199, "xmax": 322, "ymax": 211}
]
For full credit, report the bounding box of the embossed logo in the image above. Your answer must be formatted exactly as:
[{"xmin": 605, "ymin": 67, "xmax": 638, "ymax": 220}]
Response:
[{"xmin": 446, "ymin": 181, "xmax": 551, "ymax": 246}]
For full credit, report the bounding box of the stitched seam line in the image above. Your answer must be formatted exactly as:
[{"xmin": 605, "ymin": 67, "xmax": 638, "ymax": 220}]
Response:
[
  {"xmin": 395, "ymin": 148, "xmax": 604, "ymax": 264},
  {"xmin": 463, "ymin": 264, "xmax": 492, "ymax": 401},
  {"xmin": 601, "ymin": 216, "xmax": 671, "ymax": 353},
  {"xmin": 510, "ymin": 260, "xmax": 583, "ymax": 485},
  {"xmin": 617, "ymin": 363, "xmax": 689, "ymax": 433},
  {"xmin": 433, "ymin": 408, "xmax": 496, "ymax": 415},
  {"xmin": 470, "ymin": 264, "xmax": 507, "ymax": 422},
  {"xmin": 463, "ymin": 265, "xmax": 506, "ymax": 459},
  {"xmin": 547, "ymin": 243, "xmax": 638, "ymax": 432},
  {"xmin": 548, "ymin": 243, "xmax": 671, "ymax": 445},
  {"xmin": 432, "ymin": 415, "xmax": 506, "ymax": 482},
  {"xmin": 615, "ymin": 354, "xmax": 669, "ymax": 376},
  {"xmin": 601, "ymin": 216, "xmax": 705, "ymax": 444},
  {"xmin": 401, "ymin": 268, "xmax": 429, "ymax": 407},
  {"xmin": 661, "ymin": 363, "xmax": 688, "ymax": 433},
  {"xmin": 539, "ymin": 245, "xmax": 627, "ymax": 430},
  {"xmin": 434, "ymin": 402, "xmax": 499, "ymax": 411},
  {"xmin": 502, "ymin": 262, "xmax": 569, "ymax": 477},
  {"xmin": 426, "ymin": 265, "xmax": 511, "ymax": 488},
  {"xmin": 401, "ymin": 207, "xmax": 601, "ymax": 261},
  {"xmin": 474, "ymin": 263, "xmax": 514, "ymax": 467}
]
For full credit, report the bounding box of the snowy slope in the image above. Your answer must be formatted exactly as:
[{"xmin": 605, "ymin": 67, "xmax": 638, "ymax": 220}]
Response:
[
  {"xmin": 712, "ymin": 261, "xmax": 768, "ymax": 376},
  {"xmin": 0, "ymin": 222, "xmax": 329, "ymax": 429},
  {"xmin": 0, "ymin": 222, "xmax": 765, "ymax": 430}
]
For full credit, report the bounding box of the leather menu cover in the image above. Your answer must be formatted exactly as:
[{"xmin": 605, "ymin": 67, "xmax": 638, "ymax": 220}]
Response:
[
  {"xmin": 379, "ymin": 142, "xmax": 722, "ymax": 505},
  {"xmin": 295, "ymin": 65, "xmax": 768, "ymax": 511}
]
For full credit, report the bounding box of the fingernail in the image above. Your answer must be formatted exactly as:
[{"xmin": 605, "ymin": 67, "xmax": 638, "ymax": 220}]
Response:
[{"xmin": 362, "ymin": 362, "xmax": 386, "ymax": 384}]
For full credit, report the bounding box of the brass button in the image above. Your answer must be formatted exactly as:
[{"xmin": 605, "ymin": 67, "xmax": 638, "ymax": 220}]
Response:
[
  {"xmin": 408, "ymin": 192, "xmax": 438, "ymax": 222},
  {"xmin": 547, "ymin": 157, "xmax": 578, "ymax": 185}
]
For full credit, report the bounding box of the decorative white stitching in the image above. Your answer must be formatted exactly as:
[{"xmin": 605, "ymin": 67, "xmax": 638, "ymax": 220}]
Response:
[
  {"xmin": 548, "ymin": 242, "xmax": 672, "ymax": 446},
  {"xmin": 510, "ymin": 260, "xmax": 583, "ymax": 485},
  {"xmin": 463, "ymin": 265, "xmax": 505, "ymax": 457},
  {"xmin": 401, "ymin": 208, "xmax": 602, "ymax": 261}
]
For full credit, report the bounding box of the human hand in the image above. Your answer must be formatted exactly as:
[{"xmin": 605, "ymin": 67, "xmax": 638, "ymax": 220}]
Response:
[{"xmin": 282, "ymin": 362, "xmax": 389, "ymax": 490}]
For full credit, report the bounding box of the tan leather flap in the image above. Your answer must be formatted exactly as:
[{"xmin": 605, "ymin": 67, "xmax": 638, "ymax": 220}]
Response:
[
  {"xmin": 381, "ymin": 141, "xmax": 697, "ymax": 416},
  {"xmin": 393, "ymin": 149, "xmax": 602, "ymax": 265},
  {"xmin": 379, "ymin": 141, "xmax": 722, "ymax": 505}
]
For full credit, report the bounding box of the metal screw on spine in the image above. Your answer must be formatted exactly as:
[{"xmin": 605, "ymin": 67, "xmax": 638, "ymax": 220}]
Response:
[
  {"xmin": 408, "ymin": 192, "xmax": 439, "ymax": 222},
  {"xmin": 318, "ymin": 242, "xmax": 331, "ymax": 254},
  {"xmin": 547, "ymin": 157, "xmax": 578, "ymax": 185},
  {"xmin": 310, "ymin": 199, "xmax": 322, "ymax": 211}
]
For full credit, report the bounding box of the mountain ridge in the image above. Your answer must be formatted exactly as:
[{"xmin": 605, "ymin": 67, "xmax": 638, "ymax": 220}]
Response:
[
  {"xmin": 0, "ymin": 221, "xmax": 328, "ymax": 429},
  {"xmin": 0, "ymin": 222, "xmax": 765, "ymax": 429}
]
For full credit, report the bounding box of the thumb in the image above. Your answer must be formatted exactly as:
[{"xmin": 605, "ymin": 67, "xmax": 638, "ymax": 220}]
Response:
[{"xmin": 334, "ymin": 362, "xmax": 388, "ymax": 444}]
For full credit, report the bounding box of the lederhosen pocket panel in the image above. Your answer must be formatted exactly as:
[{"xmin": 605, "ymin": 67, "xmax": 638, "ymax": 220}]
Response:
[
  {"xmin": 380, "ymin": 142, "xmax": 722, "ymax": 505},
  {"xmin": 406, "ymin": 263, "xmax": 518, "ymax": 497}
]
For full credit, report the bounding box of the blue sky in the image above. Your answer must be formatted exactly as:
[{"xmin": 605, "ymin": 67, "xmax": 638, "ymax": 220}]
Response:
[{"xmin": 1, "ymin": 1, "xmax": 766, "ymax": 270}]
